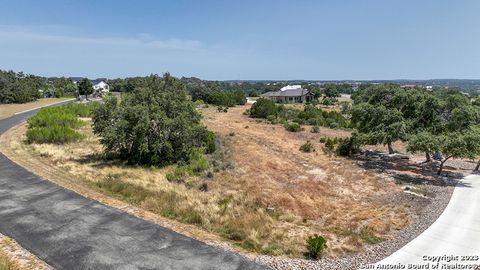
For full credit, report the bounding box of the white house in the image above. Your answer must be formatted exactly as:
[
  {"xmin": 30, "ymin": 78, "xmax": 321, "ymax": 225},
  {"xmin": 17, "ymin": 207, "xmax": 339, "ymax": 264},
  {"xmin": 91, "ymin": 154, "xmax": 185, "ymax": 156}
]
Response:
[
  {"xmin": 261, "ymin": 85, "xmax": 314, "ymax": 103},
  {"xmin": 93, "ymin": 81, "xmax": 110, "ymax": 97}
]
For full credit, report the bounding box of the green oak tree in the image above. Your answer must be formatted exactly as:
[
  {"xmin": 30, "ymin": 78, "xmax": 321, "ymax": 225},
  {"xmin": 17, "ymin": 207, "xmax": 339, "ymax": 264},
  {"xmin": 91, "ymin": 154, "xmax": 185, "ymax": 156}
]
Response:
[
  {"xmin": 351, "ymin": 103, "xmax": 407, "ymax": 154},
  {"xmin": 77, "ymin": 78, "xmax": 93, "ymax": 100},
  {"xmin": 92, "ymin": 74, "xmax": 215, "ymax": 166}
]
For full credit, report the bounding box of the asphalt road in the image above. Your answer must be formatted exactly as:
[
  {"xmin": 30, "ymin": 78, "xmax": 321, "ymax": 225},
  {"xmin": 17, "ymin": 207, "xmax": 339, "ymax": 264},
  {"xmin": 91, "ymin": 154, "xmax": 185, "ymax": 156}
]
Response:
[
  {"xmin": 0, "ymin": 101, "xmax": 267, "ymax": 270},
  {"xmin": 360, "ymin": 174, "xmax": 480, "ymax": 269}
]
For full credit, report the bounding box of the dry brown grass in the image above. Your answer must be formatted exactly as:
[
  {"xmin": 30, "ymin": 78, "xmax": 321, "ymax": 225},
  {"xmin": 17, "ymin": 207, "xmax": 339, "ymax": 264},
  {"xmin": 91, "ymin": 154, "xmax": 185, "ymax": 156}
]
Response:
[
  {"xmin": 0, "ymin": 234, "xmax": 52, "ymax": 270},
  {"xmin": 0, "ymin": 98, "xmax": 73, "ymax": 120},
  {"xmin": 0, "ymin": 105, "xmax": 411, "ymax": 259}
]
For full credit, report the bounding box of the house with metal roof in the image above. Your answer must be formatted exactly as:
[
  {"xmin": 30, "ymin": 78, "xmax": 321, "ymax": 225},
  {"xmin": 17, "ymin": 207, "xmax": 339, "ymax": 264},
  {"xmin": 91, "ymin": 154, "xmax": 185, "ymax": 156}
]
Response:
[{"xmin": 261, "ymin": 85, "xmax": 314, "ymax": 103}]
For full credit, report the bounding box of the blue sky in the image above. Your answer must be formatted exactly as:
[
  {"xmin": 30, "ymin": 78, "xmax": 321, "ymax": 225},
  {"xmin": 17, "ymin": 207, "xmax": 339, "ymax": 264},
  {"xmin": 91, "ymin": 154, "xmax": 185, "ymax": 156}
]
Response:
[{"xmin": 0, "ymin": 0, "xmax": 479, "ymax": 80}]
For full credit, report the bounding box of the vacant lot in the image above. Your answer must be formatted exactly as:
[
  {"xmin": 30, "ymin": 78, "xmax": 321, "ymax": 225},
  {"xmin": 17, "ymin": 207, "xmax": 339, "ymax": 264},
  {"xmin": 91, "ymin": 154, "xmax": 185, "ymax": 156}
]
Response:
[
  {"xmin": 0, "ymin": 98, "xmax": 73, "ymax": 120},
  {"xmin": 1, "ymin": 104, "xmax": 411, "ymax": 258}
]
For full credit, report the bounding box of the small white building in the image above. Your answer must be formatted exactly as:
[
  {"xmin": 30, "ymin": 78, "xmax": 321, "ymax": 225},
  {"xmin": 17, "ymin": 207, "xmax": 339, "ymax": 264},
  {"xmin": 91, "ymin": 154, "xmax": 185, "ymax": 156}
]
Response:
[{"xmin": 93, "ymin": 81, "xmax": 110, "ymax": 97}]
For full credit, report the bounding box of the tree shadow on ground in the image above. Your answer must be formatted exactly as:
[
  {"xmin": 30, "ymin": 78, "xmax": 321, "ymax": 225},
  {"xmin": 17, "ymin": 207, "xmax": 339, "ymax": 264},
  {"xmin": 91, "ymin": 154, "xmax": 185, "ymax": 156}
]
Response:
[
  {"xmin": 72, "ymin": 153, "xmax": 135, "ymax": 169},
  {"xmin": 354, "ymin": 150, "xmax": 468, "ymax": 188}
]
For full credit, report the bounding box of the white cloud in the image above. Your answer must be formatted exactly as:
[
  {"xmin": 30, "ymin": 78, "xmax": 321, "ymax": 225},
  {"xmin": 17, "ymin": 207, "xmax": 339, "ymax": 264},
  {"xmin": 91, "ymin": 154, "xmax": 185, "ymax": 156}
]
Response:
[{"xmin": 0, "ymin": 25, "xmax": 201, "ymax": 50}]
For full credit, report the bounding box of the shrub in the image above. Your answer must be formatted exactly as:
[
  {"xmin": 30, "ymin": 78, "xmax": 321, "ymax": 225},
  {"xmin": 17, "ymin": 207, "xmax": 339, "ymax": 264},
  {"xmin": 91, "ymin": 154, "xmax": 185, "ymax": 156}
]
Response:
[
  {"xmin": 65, "ymin": 102, "xmax": 101, "ymax": 117},
  {"xmin": 204, "ymin": 131, "xmax": 216, "ymax": 154},
  {"xmin": 166, "ymin": 148, "xmax": 209, "ymax": 182},
  {"xmin": 306, "ymin": 234, "xmax": 327, "ymax": 259},
  {"xmin": 284, "ymin": 122, "xmax": 303, "ymax": 132},
  {"xmin": 300, "ymin": 141, "xmax": 315, "ymax": 153},
  {"xmin": 319, "ymin": 137, "xmax": 327, "ymax": 143},
  {"xmin": 28, "ymin": 107, "xmax": 84, "ymax": 129},
  {"xmin": 322, "ymin": 97, "xmax": 337, "ymax": 105},
  {"xmin": 54, "ymin": 87, "xmax": 64, "ymax": 98},
  {"xmin": 188, "ymin": 148, "xmax": 209, "ymax": 173},
  {"xmin": 26, "ymin": 126, "xmax": 84, "ymax": 144},
  {"xmin": 208, "ymin": 91, "xmax": 233, "ymax": 107},
  {"xmin": 266, "ymin": 114, "xmax": 277, "ymax": 123},
  {"xmin": 166, "ymin": 165, "xmax": 190, "ymax": 182},
  {"xmin": 26, "ymin": 106, "xmax": 86, "ymax": 144},
  {"xmin": 311, "ymin": 126, "xmax": 320, "ymax": 133},
  {"xmin": 249, "ymin": 98, "xmax": 277, "ymax": 118},
  {"xmin": 336, "ymin": 136, "xmax": 361, "ymax": 156},
  {"xmin": 324, "ymin": 138, "xmax": 335, "ymax": 151}
]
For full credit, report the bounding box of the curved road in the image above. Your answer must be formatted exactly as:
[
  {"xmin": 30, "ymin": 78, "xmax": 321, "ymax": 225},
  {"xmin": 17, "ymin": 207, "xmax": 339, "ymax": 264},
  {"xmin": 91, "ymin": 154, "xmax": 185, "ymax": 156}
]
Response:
[
  {"xmin": 0, "ymin": 102, "xmax": 267, "ymax": 270},
  {"xmin": 361, "ymin": 175, "xmax": 480, "ymax": 269}
]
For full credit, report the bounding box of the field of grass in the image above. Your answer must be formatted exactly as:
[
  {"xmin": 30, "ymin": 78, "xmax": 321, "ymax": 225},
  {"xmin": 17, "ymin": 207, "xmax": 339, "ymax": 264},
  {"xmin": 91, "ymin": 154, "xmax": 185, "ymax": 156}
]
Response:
[
  {"xmin": 0, "ymin": 104, "xmax": 412, "ymax": 259},
  {"xmin": 0, "ymin": 97, "xmax": 74, "ymax": 120}
]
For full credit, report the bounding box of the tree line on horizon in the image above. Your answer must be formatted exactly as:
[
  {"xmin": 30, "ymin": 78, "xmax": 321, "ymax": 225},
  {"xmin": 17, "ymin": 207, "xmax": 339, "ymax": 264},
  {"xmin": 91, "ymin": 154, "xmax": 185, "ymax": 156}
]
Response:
[{"xmin": 0, "ymin": 70, "xmax": 77, "ymax": 104}]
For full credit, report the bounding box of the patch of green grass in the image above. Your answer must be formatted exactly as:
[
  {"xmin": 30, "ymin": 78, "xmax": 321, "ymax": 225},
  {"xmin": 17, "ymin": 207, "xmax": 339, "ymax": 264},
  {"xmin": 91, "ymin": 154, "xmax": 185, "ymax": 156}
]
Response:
[
  {"xmin": 166, "ymin": 148, "xmax": 209, "ymax": 182},
  {"xmin": 25, "ymin": 103, "xmax": 99, "ymax": 144},
  {"xmin": 65, "ymin": 102, "xmax": 101, "ymax": 117},
  {"xmin": 28, "ymin": 107, "xmax": 84, "ymax": 129},
  {"xmin": 26, "ymin": 125, "xmax": 84, "ymax": 144}
]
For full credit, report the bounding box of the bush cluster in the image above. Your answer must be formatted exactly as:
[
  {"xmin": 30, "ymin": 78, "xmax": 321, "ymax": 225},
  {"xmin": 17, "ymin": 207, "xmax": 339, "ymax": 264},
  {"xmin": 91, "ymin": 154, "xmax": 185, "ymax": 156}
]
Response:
[
  {"xmin": 249, "ymin": 98, "xmax": 277, "ymax": 118},
  {"xmin": 300, "ymin": 141, "xmax": 315, "ymax": 152},
  {"xmin": 206, "ymin": 90, "xmax": 246, "ymax": 107},
  {"xmin": 249, "ymin": 101, "xmax": 350, "ymax": 129},
  {"xmin": 26, "ymin": 105, "xmax": 92, "ymax": 144},
  {"xmin": 319, "ymin": 136, "xmax": 361, "ymax": 156},
  {"xmin": 284, "ymin": 122, "xmax": 303, "ymax": 132}
]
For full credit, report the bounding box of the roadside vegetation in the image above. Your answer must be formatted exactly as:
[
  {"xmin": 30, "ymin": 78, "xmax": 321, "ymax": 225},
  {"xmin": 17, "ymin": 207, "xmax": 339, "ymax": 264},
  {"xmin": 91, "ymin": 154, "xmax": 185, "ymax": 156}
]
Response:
[
  {"xmin": 248, "ymin": 98, "xmax": 351, "ymax": 129},
  {"xmin": 26, "ymin": 103, "xmax": 99, "ymax": 144}
]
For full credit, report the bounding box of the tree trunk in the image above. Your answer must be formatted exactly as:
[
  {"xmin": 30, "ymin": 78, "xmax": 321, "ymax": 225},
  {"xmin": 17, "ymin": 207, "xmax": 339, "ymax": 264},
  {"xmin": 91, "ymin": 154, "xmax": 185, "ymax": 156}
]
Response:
[
  {"xmin": 475, "ymin": 160, "xmax": 480, "ymax": 171},
  {"xmin": 387, "ymin": 142, "xmax": 394, "ymax": 154},
  {"xmin": 438, "ymin": 156, "xmax": 452, "ymax": 175},
  {"xmin": 425, "ymin": 152, "xmax": 431, "ymax": 162}
]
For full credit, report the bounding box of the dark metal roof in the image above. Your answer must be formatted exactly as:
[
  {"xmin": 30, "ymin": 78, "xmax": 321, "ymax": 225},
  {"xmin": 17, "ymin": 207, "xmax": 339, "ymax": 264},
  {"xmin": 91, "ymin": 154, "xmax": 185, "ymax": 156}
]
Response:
[{"xmin": 261, "ymin": 88, "xmax": 311, "ymax": 97}]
